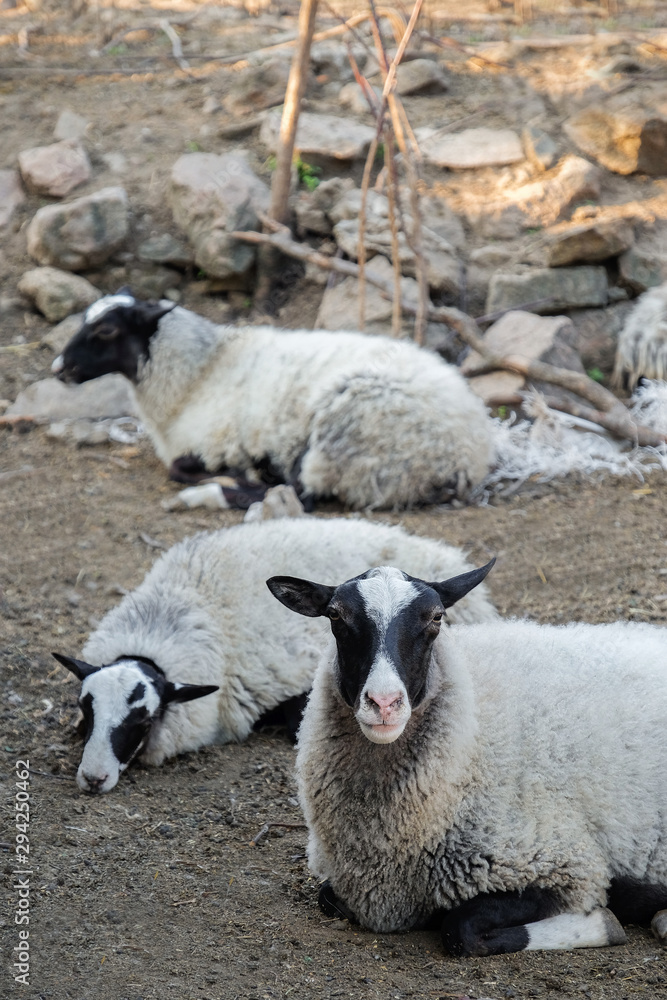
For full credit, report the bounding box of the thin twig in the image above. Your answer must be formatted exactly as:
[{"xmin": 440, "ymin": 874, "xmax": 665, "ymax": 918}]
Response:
[
  {"xmin": 158, "ymin": 19, "xmax": 190, "ymax": 72},
  {"xmin": 250, "ymin": 822, "xmax": 307, "ymax": 847},
  {"xmin": 29, "ymin": 768, "xmax": 76, "ymax": 782}
]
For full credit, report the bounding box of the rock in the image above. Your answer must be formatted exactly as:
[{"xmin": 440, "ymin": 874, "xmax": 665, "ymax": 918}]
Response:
[
  {"xmin": 339, "ymin": 81, "xmax": 381, "ymax": 116},
  {"xmin": 5, "ymin": 375, "xmax": 138, "ymax": 421},
  {"xmin": 123, "ymin": 264, "xmax": 182, "ymax": 300},
  {"xmin": 564, "ymin": 86, "xmax": 667, "ymax": 176},
  {"xmin": 330, "ymin": 188, "xmax": 461, "ymax": 295},
  {"xmin": 316, "ymin": 253, "xmax": 420, "ymax": 336},
  {"xmin": 652, "ymin": 909, "xmax": 667, "ymax": 945},
  {"xmin": 395, "ymin": 58, "xmax": 448, "ymax": 96},
  {"xmin": 567, "ymin": 302, "xmax": 634, "ymax": 372},
  {"xmin": 137, "ymin": 233, "xmax": 193, "ymax": 268},
  {"xmin": 462, "ymin": 310, "xmax": 586, "ymax": 406},
  {"xmin": 243, "ymin": 484, "xmax": 305, "ymax": 522},
  {"xmin": 222, "ymin": 58, "xmax": 291, "ymax": 116},
  {"xmin": 310, "ymin": 41, "xmax": 365, "ymax": 83},
  {"xmin": 41, "ymin": 312, "xmax": 84, "ymax": 354},
  {"xmin": 294, "ymin": 177, "xmax": 355, "ymax": 235},
  {"xmin": 418, "ymin": 127, "xmax": 524, "ymax": 170},
  {"xmin": 18, "ymin": 267, "xmax": 100, "ymax": 322},
  {"xmin": 545, "ymin": 216, "xmax": 635, "ymax": 266},
  {"xmin": 100, "ymin": 151, "xmax": 128, "ymax": 175},
  {"xmin": 47, "ymin": 419, "xmax": 112, "ymax": 447},
  {"xmin": 18, "ymin": 140, "xmax": 91, "ymax": 198},
  {"xmin": 26, "ymin": 186, "xmax": 130, "ymax": 271},
  {"xmin": 522, "ymin": 126, "xmax": 558, "ymax": 171},
  {"xmin": 0, "ymin": 169, "xmax": 25, "ymax": 230},
  {"xmin": 465, "ymin": 156, "xmax": 602, "ymax": 238},
  {"xmin": 486, "ymin": 267, "xmax": 608, "ymax": 315},
  {"xmin": 53, "ymin": 109, "xmax": 89, "ymax": 141},
  {"xmin": 170, "ymin": 152, "xmax": 269, "ymax": 280},
  {"xmin": 260, "ymin": 111, "xmax": 375, "ymax": 161},
  {"xmin": 469, "ymin": 245, "xmax": 514, "ymax": 268},
  {"xmin": 618, "ymin": 226, "xmax": 667, "ymax": 293}
]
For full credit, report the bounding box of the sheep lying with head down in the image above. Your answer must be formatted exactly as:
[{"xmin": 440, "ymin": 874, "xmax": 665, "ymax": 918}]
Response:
[
  {"xmin": 52, "ymin": 517, "xmax": 496, "ymax": 794},
  {"xmin": 613, "ymin": 281, "xmax": 667, "ymax": 389},
  {"xmin": 51, "ymin": 292, "xmax": 493, "ymax": 509},
  {"xmin": 268, "ymin": 563, "xmax": 667, "ymax": 955}
]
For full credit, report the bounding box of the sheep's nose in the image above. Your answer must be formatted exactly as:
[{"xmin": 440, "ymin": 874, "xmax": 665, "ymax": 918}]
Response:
[
  {"xmin": 366, "ymin": 691, "xmax": 403, "ymax": 719},
  {"xmin": 82, "ymin": 773, "xmax": 107, "ymax": 793}
]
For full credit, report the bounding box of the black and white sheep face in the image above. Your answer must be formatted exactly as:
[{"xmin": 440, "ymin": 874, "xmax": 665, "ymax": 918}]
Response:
[
  {"xmin": 266, "ymin": 560, "xmax": 495, "ymax": 745},
  {"xmin": 51, "ymin": 653, "xmax": 218, "ymax": 794},
  {"xmin": 51, "ymin": 292, "xmax": 175, "ymax": 385}
]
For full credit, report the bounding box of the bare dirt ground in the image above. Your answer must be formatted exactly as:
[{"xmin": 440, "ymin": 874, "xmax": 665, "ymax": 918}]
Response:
[{"xmin": 3, "ymin": 2, "xmax": 667, "ymax": 999}]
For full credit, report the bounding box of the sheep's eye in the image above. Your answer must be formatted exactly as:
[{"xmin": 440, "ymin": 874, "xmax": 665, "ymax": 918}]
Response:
[
  {"xmin": 328, "ymin": 609, "xmax": 340, "ymax": 621},
  {"xmin": 94, "ymin": 325, "xmax": 118, "ymax": 342},
  {"xmin": 432, "ymin": 613, "xmax": 443, "ymax": 624}
]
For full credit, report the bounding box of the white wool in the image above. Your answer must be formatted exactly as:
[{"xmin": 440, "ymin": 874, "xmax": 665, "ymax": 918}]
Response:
[
  {"xmin": 82, "ymin": 517, "xmax": 497, "ymax": 767},
  {"xmin": 478, "ymin": 383, "xmax": 667, "ymax": 498},
  {"xmin": 613, "ymin": 282, "xmax": 667, "ymax": 389}
]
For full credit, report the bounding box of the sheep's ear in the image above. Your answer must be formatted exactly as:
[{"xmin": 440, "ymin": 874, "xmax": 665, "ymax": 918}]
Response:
[
  {"xmin": 115, "ymin": 284, "xmax": 133, "ymax": 296},
  {"xmin": 163, "ymin": 682, "xmax": 219, "ymax": 705},
  {"xmin": 131, "ymin": 299, "xmax": 176, "ymax": 334},
  {"xmin": 266, "ymin": 576, "xmax": 336, "ymax": 617},
  {"xmin": 430, "ymin": 558, "xmax": 496, "ymax": 609},
  {"xmin": 51, "ymin": 652, "xmax": 101, "ymax": 681}
]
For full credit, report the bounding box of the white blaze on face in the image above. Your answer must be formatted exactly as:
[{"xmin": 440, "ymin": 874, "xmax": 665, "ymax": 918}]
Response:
[
  {"xmin": 355, "ymin": 568, "xmax": 418, "ymax": 744},
  {"xmin": 78, "ymin": 662, "xmax": 160, "ymax": 794},
  {"xmin": 51, "ymin": 354, "xmax": 64, "ymax": 374},
  {"xmin": 85, "ymin": 294, "xmax": 135, "ymax": 324}
]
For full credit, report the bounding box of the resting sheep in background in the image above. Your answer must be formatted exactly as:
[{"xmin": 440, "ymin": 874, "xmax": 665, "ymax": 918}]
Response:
[
  {"xmin": 51, "ymin": 292, "xmax": 493, "ymax": 510},
  {"xmin": 613, "ymin": 281, "xmax": 667, "ymax": 389},
  {"xmin": 268, "ymin": 562, "xmax": 667, "ymax": 955},
  {"xmin": 52, "ymin": 517, "xmax": 497, "ymax": 794}
]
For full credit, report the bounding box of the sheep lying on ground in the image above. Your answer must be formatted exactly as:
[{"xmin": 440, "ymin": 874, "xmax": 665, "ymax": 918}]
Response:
[
  {"xmin": 51, "ymin": 292, "xmax": 493, "ymax": 509},
  {"xmin": 268, "ymin": 563, "xmax": 667, "ymax": 955},
  {"xmin": 613, "ymin": 282, "xmax": 667, "ymax": 389},
  {"xmin": 52, "ymin": 517, "xmax": 496, "ymax": 794}
]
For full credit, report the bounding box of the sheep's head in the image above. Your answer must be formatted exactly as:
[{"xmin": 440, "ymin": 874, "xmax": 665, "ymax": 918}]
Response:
[
  {"xmin": 267, "ymin": 560, "xmax": 495, "ymax": 745},
  {"xmin": 51, "ymin": 289, "xmax": 175, "ymax": 384},
  {"xmin": 52, "ymin": 652, "xmax": 218, "ymax": 794}
]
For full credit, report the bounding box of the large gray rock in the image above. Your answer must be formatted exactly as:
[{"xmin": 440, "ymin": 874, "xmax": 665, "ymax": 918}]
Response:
[
  {"xmin": 260, "ymin": 112, "xmax": 375, "ymax": 161},
  {"xmin": 338, "ymin": 81, "xmax": 381, "ymax": 116},
  {"xmin": 522, "ymin": 126, "xmax": 558, "ymax": 171},
  {"xmin": 0, "ymin": 170, "xmax": 25, "ymax": 230},
  {"xmin": 486, "ymin": 267, "xmax": 608, "ymax": 315},
  {"xmin": 18, "ymin": 140, "xmax": 91, "ymax": 198},
  {"xmin": 462, "ymin": 310, "xmax": 586, "ymax": 406},
  {"xmin": 170, "ymin": 152, "xmax": 269, "ymax": 280},
  {"xmin": 53, "ymin": 109, "xmax": 89, "ymax": 141},
  {"xmin": 464, "ymin": 156, "xmax": 602, "ymax": 238},
  {"xmin": 137, "ymin": 233, "xmax": 193, "ymax": 268},
  {"xmin": 18, "ymin": 267, "xmax": 100, "ymax": 322},
  {"xmin": 567, "ymin": 301, "xmax": 634, "ymax": 372},
  {"xmin": 6, "ymin": 375, "xmax": 138, "ymax": 421},
  {"xmin": 41, "ymin": 312, "xmax": 84, "ymax": 354},
  {"xmin": 564, "ymin": 86, "xmax": 667, "ymax": 176},
  {"xmin": 395, "ymin": 59, "xmax": 448, "ymax": 96},
  {"xmin": 545, "ymin": 216, "xmax": 635, "ymax": 267},
  {"xmin": 418, "ymin": 127, "xmax": 524, "ymax": 169},
  {"xmin": 26, "ymin": 186, "xmax": 130, "ymax": 270},
  {"xmin": 294, "ymin": 177, "xmax": 354, "ymax": 235}
]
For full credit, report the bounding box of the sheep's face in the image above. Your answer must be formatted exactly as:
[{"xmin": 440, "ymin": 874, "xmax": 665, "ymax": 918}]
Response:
[
  {"xmin": 51, "ymin": 292, "xmax": 175, "ymax": 385},
  {"xmin": 51, "ymin": 653, "xmax": 218, "ymax": 794},
  {"xmin": 267, "ymin": 560, "xmax": 495, "ymax": 745}
]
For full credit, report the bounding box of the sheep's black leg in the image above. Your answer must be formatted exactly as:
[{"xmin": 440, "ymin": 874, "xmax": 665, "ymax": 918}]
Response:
[
  {"xmin": 607, "ymin": 877, "xmax": 667, "ymax": 925},
  {"xmin": 169, "ymin": 453, "xmax": 213, "ymax": 483},
  {"xmin": 441, "ymin": 889, "xmax": 626, "ymax": 956},
  {"xmin": 289, "ymin": 451, "xmax": 316, "ymax": 512},
  {"xmin": 318, "ymin": 881, "xmax": 357, "ymax": 922}
]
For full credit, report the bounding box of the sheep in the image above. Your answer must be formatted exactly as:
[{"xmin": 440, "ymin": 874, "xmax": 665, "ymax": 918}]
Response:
[
  {"xmin": 613, "ymin": 281, "xmax": 667, "ymax": 389},
  {"xmin": 267, "ymin": 562, "xmax": 667, "ymax": 955},
  {"xmin": 50, "ymin": 292, "xmax": 493, "ymax": 509},
  {"xmin": 52, "ymin": 517, "xmax": 497, "ymax": 794}
]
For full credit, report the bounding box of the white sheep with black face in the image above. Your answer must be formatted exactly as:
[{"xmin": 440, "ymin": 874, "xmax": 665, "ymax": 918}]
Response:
[
  {"xmin": 268, "ymin": 563, "xmax": 667, "ymax": 956},
  {"xmin": 53, "ymin": 517, "xmax": 497, "ymax": 794},
  {"xmin": 50, "ymin": 291, "xmax": 493, "ymax": 509}
]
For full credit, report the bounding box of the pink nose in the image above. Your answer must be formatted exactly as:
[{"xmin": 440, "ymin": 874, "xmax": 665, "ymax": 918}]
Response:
[{"xmin": 366, "ymin": 691, "xmax": 403, "ymax": 719}]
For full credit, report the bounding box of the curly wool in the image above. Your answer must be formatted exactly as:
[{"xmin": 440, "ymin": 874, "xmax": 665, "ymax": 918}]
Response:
[
  {"xmin": 132, "ymin": 308, "xmax": 493, "ymax": 509},
  {"xmin": 613, "ymin": 282, "xmax": 667, "ymax": 390},
  {"xmin": 297, "ymin": 618, "xmax": 667, "ymax": 932},
  {"xmin": 82, "ymin": 517, "xmax": 497, "ymax": 766}
]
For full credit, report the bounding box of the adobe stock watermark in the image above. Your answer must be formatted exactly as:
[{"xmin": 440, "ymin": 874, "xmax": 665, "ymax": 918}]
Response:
[{"xmin": 12, "ymin": 759, "xmax": 31, "ymax": 987}]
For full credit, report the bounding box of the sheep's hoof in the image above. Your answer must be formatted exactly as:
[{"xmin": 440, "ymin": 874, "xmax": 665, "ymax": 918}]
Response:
[
  {"xmin": 652, "ymin": 909, "xmax": 667, "ymax": 945},
  {"xmin": 318, "ymin": 882, "xmax": 356, "ymax": 922}
]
